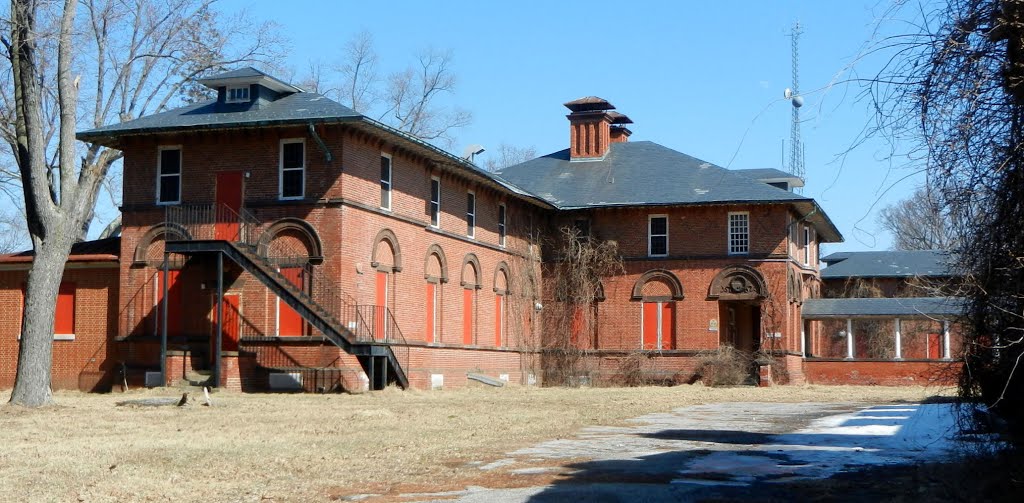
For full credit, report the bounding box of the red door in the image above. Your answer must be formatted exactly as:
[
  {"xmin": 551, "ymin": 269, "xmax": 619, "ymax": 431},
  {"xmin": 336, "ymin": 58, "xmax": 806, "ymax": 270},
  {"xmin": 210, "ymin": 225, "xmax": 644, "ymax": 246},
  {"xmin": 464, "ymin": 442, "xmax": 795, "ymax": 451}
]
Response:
[
  {"xmin": 375, "ymin": 271, "xmax": 388, "ymax": 340},
  {"xmin": 425, "ymin": 283, "xmax": 436, "ymax": 343},
  {"xmin": 494, "ymin": 294, "xmax": 504, "ymax": 347},
  {"xmin": 462, "ymin": 289, "xmax": 474, "ymax": 345},
  {"xmin": 156, "ymin": 270, "xmax": 182, "ymax": 337},
  {"xmin": 642, "ymin": 302, "xmax": 659, "ymax": 349},
  {"xmin": 278, "ymin": 267, "xmax": 305, "ymax": 336},
  {"xmin": 215, "ymin": 294, "xmax": 241, "ymax": 352},
  {"xmin": 642, "ymin": 302, "xmax": 674, "ymax": 350},
  {"xmin": 215, "ymin": 171, "xmax": 243, "ymax": 241}
]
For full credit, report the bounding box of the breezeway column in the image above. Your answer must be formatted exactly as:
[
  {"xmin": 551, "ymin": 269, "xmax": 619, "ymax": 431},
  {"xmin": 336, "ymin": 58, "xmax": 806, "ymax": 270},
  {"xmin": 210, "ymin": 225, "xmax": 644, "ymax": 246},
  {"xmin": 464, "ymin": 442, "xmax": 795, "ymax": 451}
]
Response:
[
  {"xmin": 942, "ymin": 320, "xmax": 951, "ymax": 360},
  {"xmin": 894, "ymin": 318, "xmax": 902, "ymax": 360},
  {"xmin": 846, "ymin": 318, "xmax": 854, "ymax": 359}
]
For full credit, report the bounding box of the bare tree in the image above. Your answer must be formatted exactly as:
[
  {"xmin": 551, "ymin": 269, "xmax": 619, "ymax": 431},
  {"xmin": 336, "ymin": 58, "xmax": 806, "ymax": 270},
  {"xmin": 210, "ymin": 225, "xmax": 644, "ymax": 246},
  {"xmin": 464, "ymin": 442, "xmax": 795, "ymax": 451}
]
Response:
[
  {"xmin": 878, "ymin": 186, "xmax": 957, "ymax": 251},
  {"xmin": 1, "ymin": 0, "xmax": 283, "ymax": 407},
  {"xmin": 868, "ymin": 0, "xmax": 1024, "ymax": 432},
  {"xmin": 484, "ymin": 143, "xmax": 537, "ymax": 172},
  {"xmin": 0, "ymin": 209, "xmax": 26, "ymax": 253},
  {"xmin": 316, "ymin": 33, "xmax": 470, "ymax": 148}
]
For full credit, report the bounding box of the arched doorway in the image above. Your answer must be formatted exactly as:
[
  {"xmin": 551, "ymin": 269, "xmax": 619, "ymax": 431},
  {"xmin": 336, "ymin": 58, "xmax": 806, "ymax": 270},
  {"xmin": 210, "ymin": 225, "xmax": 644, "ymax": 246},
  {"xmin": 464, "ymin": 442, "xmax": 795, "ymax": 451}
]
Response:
[{"xmin": 708, "ymin": 265, "xmax": 768, "ymax": 353}]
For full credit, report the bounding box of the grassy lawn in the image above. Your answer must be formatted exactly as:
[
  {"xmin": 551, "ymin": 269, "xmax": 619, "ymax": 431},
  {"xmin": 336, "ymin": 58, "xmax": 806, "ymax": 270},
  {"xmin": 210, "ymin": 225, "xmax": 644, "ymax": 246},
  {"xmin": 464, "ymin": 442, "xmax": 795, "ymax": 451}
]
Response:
[{"xmin": 0, "ymin": 384, "xmax": 949, "ymax": 502}]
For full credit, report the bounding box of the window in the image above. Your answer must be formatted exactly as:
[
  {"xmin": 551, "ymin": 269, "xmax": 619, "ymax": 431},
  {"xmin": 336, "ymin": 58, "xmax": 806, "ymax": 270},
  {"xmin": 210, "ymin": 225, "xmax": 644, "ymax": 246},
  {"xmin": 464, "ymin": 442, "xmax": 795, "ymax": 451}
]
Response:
[
  {"xmin": 226, "ymin": 85, "xmax": 250, "ymax": 103},
  {"xmin": 466, "ymin": 191, "xmax": 476, "ymax": 238},
  {"xmin": 728, "ymin": 212, "xmax": 749, "ymax": 255},
  {"xmin": 803, "ymin": 226, "xmax": 811, "ymax": 265},
  {"xmin": 498, "ymin": 203, "xmax": 507, "ymax": 247},
  {"xmin": 279, "ymin": 139, "xmax": 304, "ymax": 199},
  {"xmin": 380, "ymin": 154, "xmax": 393, "ymax": 210},
  {"xmin": 55, "ymin": 282, "xmax": 75, "ymax": 338},
  {"xmin": 648, "ymin": 215, "xmax": 668, "ymax": 256},
  {"xmin": 157, "ymin": 147, "xmax": 181, "ymax": 204},
  {"xmin": 429, "ymin": 177, "xmax": 441, "ymax": 227}
]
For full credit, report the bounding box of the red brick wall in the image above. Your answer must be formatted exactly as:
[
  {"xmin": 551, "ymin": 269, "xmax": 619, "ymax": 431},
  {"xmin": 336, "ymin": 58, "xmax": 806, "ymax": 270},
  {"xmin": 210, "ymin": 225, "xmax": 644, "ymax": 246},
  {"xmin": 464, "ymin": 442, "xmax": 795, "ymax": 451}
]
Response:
[
  {"xmin": 0, "ymin": 265, "xmax": 119, "ymax": 391},
  {"xmin": 804, "ymin": 359, "xmax": 961, "ymax": 386}
]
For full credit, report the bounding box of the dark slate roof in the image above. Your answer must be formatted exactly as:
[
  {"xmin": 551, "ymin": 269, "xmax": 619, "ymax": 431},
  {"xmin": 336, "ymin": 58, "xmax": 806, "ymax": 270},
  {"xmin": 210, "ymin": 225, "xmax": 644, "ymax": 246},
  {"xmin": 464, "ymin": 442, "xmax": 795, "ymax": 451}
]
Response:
[
  {"xmin": 734, "ymin": 168, "xmax": 800, "ymax": 180},
  {"xmin": 496, "ymin": 141, "xmax": 842, "ymax": 241},
  {"xmin": 802, "ymin": 297, "xmax": 964, "ymax": 318},
  {"xmin": 820, "ymin": 250, "xmax": 952, "ymax": 279},
  {"xmin": 78, "ymin": 93, "xmax": 361, "ymax": 142},
  {"xmin": 0, "ymin": 237, "xmax": 120, "ymax": 263},
  {"xmin": 201, "ymin": 67, "xmax": 272, "ymax": 80}
]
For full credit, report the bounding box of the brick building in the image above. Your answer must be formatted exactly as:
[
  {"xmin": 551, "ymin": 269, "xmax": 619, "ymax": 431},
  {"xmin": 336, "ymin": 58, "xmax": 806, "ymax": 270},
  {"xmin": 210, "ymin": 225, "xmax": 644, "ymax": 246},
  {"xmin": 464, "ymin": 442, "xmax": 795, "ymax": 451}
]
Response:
[{"xmin": 2, "ymin": 68, "xmax": 956, "ymax": 392}]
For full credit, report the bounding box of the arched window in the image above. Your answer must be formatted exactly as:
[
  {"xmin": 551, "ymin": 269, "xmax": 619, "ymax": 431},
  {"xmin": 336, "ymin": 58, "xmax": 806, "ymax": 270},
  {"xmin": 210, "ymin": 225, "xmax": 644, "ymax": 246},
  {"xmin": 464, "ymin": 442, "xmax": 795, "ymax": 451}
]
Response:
[
  {"xmin": 371, "ymin": 230, "xmax": 401, "ymax": 340},
  {"xmin": 461, "ymin": 254, "xmax": 482, "ymax": 345},
  {"xmin": 493, "ymin": 262, "xmax": 510, "ymax": 347},
  {"xmin": 424, "ymin": 244, "xmax": 448, "ymax": 343},
  {"xmin": 632, "ymin": 270, "xmax": 684, "ymax": 350}
]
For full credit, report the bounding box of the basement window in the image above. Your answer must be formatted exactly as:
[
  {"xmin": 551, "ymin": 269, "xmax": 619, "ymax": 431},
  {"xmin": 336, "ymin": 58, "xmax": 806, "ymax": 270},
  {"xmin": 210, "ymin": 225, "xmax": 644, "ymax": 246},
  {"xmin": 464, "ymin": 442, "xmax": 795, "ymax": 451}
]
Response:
[{"xmin": 226, "ymin": 85, "xmax": 250, "ymax": 103}]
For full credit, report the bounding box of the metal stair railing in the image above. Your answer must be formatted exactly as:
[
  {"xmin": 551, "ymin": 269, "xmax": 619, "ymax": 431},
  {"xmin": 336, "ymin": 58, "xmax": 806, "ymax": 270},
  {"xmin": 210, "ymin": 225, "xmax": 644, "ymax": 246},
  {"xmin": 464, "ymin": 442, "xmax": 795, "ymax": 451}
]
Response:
[{"xmin": 165, "ymin": 203, "xmax": 409, "ymax": 388}]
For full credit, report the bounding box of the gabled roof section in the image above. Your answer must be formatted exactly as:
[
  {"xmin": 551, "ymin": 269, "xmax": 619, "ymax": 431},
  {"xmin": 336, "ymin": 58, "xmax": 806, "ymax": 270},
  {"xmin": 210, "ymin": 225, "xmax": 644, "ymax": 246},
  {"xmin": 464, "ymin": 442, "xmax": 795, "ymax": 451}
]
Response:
[
  {"xmin": 820, "ymin": 250, "xmax": 952, "ymax": 279},
  {"xmin": 496, "ymin": 141, "xmax": 842, "ymax": 241},
  {"xmin": 197, "ymin": 67, "xmax": 303, "ymax": 93},
  {"xmin": 77, "ymin": 93, "xmax": 362, "ymax": 147}
]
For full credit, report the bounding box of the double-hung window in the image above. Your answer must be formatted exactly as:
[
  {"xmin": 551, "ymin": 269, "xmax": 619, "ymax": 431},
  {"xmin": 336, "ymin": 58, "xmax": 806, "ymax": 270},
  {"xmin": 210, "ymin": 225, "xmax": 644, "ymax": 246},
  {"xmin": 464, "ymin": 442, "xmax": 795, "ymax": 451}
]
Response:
[
  {"xmin": 498, "ymin": 204, "xmax": 507, "ymax": 247},
  {"xmin": 380, "ymin": 154, "xmax": 393, "ymax": 210},
  {"xmin": 648, "ymin": 215, "xmax": 668, "ymax": 257},
  {"xmin": 429, "ymin": 177, "xmax": 441, "ymax": 227},
  {"xmin": 279, "ymin": 139, "xmax": 305, "ymax": 200},
  {"xmin": 466, "ymin": 192, "xmax": 476, "ymax": 238},
  {"xmin": 803, "ymin": 226, "xmax": 812, "ymax": 265},
  {"xmin": 728, "ymin": 212, "xmax": 750, "ymax": 255},
  {"xmin": 157, "ymin": 147, "xmax": 181, "ymax": 204}
]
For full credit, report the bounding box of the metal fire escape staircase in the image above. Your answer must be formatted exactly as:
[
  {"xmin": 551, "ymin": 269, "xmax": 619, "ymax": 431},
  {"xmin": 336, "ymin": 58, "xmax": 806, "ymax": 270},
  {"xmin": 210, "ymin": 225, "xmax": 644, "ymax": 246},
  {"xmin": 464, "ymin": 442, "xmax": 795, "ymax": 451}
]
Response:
[{"xmin": 164, "ymin": 205, "xmax": 408, "ymax": 390}]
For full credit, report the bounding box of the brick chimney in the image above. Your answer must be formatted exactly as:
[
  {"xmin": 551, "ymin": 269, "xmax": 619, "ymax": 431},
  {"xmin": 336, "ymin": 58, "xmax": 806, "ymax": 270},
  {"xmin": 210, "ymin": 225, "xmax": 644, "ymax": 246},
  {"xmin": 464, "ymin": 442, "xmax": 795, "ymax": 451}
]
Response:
[{"xmin": 565, "ymin": 97, "xmax": 632, "ymax": 160}]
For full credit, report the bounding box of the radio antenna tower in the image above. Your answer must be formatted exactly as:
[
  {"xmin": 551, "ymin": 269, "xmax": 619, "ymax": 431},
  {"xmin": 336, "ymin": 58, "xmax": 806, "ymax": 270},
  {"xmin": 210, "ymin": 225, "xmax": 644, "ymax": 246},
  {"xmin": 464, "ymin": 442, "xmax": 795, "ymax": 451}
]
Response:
[{"xmin": 784, "ymin": 21, "xmax": 805, "ymax": 193}]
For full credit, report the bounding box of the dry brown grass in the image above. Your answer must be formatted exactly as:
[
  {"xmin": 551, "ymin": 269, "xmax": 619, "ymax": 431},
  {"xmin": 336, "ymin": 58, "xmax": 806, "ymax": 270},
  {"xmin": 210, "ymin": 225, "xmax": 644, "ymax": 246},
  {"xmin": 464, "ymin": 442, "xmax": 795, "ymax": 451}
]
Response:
[{"xmin": 0, "ymin": 384, "xmax": 949, "ymax": 502}]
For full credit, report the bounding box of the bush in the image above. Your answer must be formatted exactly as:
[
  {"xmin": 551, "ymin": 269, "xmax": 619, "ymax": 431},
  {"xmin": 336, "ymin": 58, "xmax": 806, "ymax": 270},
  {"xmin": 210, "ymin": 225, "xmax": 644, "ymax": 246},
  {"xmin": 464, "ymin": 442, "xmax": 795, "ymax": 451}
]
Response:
[{"xmin": 696, "ymin": 346, "xmax": 753, "ymax": 386}]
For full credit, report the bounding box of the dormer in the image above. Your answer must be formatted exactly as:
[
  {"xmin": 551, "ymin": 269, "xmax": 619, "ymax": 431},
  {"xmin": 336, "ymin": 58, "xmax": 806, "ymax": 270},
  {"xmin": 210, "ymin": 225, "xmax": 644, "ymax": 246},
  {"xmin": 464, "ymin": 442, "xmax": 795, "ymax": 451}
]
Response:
[{"xmin": 197, "ymin": 67, "xmax": 304, "ymax": 111}]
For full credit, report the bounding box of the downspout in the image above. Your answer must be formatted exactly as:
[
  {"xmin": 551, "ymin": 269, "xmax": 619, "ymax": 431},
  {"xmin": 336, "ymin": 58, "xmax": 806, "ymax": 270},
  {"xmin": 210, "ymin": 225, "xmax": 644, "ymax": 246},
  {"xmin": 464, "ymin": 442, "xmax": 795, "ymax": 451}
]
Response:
[{"xmin": 308, "ymin": 123, "xmax": 333, "ymax": 163}]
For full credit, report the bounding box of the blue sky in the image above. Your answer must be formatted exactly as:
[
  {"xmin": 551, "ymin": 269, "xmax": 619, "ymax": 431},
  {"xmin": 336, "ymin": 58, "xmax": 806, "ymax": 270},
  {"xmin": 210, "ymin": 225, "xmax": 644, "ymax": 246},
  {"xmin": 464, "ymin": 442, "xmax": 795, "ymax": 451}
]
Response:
[{"xmin": 195, "ymin": 1, "xmax": 925, "ymax": 252}]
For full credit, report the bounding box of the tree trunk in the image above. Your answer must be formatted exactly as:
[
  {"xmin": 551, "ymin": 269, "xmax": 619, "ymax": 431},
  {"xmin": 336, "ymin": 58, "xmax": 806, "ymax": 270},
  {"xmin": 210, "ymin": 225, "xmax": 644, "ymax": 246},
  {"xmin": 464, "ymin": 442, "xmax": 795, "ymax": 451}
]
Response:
[{"xmin": 9, "ymin": 233, "xmax": 75, "ymax": 407}]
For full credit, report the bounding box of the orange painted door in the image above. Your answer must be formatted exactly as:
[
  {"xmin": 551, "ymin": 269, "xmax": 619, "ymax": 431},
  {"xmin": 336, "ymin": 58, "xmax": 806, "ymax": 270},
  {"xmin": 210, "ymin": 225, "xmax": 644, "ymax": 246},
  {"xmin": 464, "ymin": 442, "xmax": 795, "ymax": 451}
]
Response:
[
  {"xmin": 215, "ymin": 171, "xmax": 243, "ymax": 241},
  {"xmin": 375, "ymin": 271, "xmax": 388, "ymax": 340},
  {"xmin": 156, "ymin": 270, "xmax": 182, "ymax": 337},
  {"xmin": 55, "ymin": 282, "xmax": 75, "ymax": 335},
  {"xmin": 494, "ymin": 294, "xmax": 504, "ymax": 347},
  {"xmin": 642, "ymin": 302, "xmax": 659, "ymax": 349},
  {"xmin": 215, "ymin": 294, "xmax": 241, "ymax": 352},
  {"xmin": 462, "ymin": 289, "xmax": 473, "ymax": 345},
  {"xmin": 425, "ymin": 283, "xmax": 436, "ymax": 343},
  {"xmin": 278, "ymin": 267, "xmax": 305, "ymax": 336},
  {"xmin": 660, "ymin": 302, "xmax": 674, "ymax": 350}
]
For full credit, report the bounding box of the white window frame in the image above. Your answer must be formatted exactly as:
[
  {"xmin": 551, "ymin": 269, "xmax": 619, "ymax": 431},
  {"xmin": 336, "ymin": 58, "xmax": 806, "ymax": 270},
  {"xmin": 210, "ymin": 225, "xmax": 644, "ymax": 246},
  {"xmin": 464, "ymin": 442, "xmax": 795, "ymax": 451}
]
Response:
[
  {"xmin": 498, "ymin": 203, "xmax": 507, "ymax": 247},
  {"xmin": 156, "ymin": 145, "xmax": 182, "ymax": 205},
  {"xmin": 728, "ymin": 211, "xmax": 750, "ymax": 255},
  {"xmin": 429, "ymin": 176, "xmax": 441, "ymax": 228},
  {"xmin": 278, "ymin": 138, "xmax": 305, "ymax": 200},
  {"xmin": 803, "ymin": 225, "xmax": 811, "ymax": 265},
  {"xmin": 466, "ymin": 191, "xmax": 476, "ymax": 238},
  {"xmin": 648, "ymin": 214, "xmax": 668, "ymax": 257},
  {"xmin": 226, "ymin": 85, "xmax": 250, "ymax": 103},
  {"xmin": 380, "ymin": 153, "xmax": 393, "ymax": 210}
]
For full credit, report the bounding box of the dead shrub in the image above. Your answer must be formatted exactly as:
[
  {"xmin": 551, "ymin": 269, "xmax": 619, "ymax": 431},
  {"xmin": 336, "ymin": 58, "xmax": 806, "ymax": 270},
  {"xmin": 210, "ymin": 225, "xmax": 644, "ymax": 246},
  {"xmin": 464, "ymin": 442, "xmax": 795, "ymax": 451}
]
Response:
[
  {"xmin": 617, "ymin": 353, "xmax": 653, "ymax": 387},
  {"xmin": 696, "ymin": 346, "xmax": 753, "ymax": 386}
]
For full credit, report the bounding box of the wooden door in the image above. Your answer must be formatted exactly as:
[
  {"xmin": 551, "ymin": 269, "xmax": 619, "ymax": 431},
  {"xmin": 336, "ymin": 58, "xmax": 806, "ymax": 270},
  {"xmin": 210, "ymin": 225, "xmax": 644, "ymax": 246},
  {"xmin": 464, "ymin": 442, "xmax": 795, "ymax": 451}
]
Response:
[
  {"xmin": 642, "ymin": 302, "xmax": 659, "ymax": 349},
  {"xmin": 659, "ymin": 302, "xmax": 673, "ymax": 350},
  {"xmin": 278, "ymin": 267, "xmax": 305, "ymax": 336},
  {"xmin": 215, "ymin": 293, "xmax": 241, "ymax": 352},
  {"xmin": 425, "ymin": 282, "xmax": 437, "ymax": 343},
  {"xmin": 375, "ymin": 271, "xmax": 388, "ymax": 340},
  {"xmin": 155, "ymin": 269, "xmax": 182, "ymax": 337},
  {"xmin": 462, "ymin": 289, "xmax": 474, "ymax": 345},
  {"xmin": 494, "ymin": 294, "xmax": 504, "ymax": 347},
  {"xmin": 215, "ymin": 171, "xmax": 243, "ymax": 241}
]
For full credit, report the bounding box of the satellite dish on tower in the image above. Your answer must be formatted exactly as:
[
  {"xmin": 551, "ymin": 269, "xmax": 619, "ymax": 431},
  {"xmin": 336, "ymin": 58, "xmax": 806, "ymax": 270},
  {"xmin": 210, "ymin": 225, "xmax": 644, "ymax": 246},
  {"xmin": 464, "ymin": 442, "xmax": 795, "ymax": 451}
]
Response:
[{"xmin": 784, "ymin": 88, "xmax": 793, "ymax": 99}]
